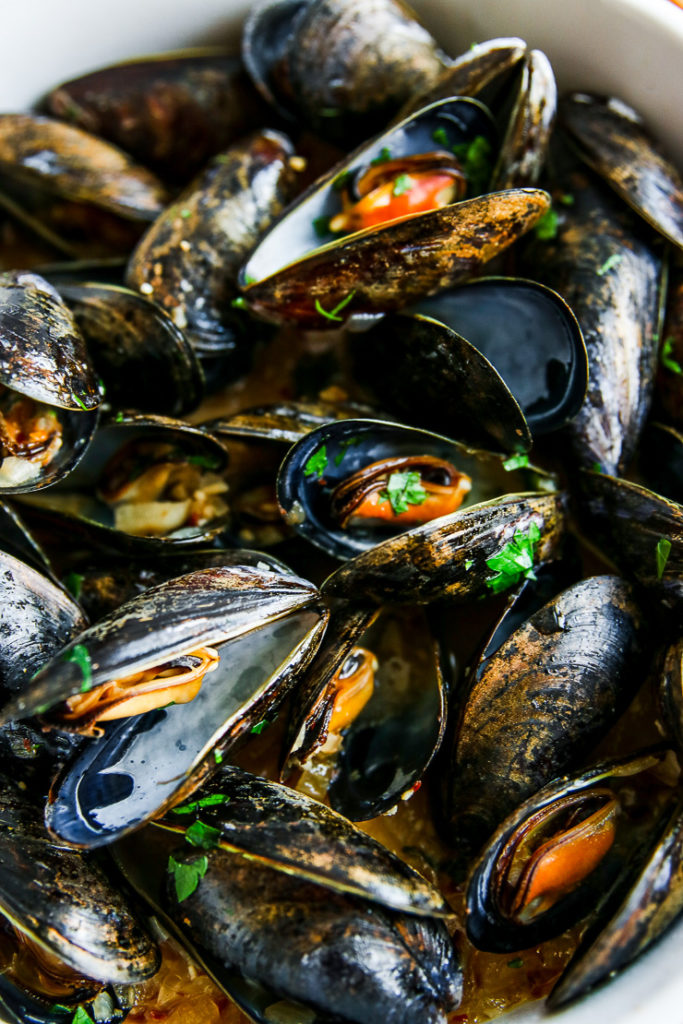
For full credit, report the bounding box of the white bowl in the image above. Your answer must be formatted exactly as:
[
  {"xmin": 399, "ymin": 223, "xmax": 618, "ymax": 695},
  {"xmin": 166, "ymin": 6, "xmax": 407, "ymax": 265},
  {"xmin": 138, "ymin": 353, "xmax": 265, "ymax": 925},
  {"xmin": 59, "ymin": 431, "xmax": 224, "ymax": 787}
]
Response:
[{"xmin": 1, "ymin": 2, "xmax": 682, "ymax": 1023}]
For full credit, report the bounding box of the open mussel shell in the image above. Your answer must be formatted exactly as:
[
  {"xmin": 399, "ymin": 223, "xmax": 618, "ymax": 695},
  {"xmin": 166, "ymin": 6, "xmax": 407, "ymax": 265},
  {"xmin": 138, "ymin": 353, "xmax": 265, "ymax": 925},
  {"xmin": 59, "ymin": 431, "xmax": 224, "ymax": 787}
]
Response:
[
  {"xmin": 0, "ymin": 114, "xmax": 168, "ymax": 222},
  {"xmin": 46, "ymin": 50, "xmax": 270, "ymax": 184},
  {"xmin": 522, "ymin": 161, "xmax": 665, "ymax": 476},
  {"xmin": 560, "ymin": 93, "xmax": 683, "ymax": 251},
  {"xmin": 578, "ymin": 469, "xmax": 682, "ymax": 607},
  {"xmin": 356, "ymin": 277, "xmax": 587, "ymax": 452},
  {"xmin": 0, "ymin": 501, "xmax": 54, "ymax": 580},
  {"xmin": 465, "ymin": 750, "xmax": 669, "ymax": 954},
  {"xmin": 39, "ymin": 568, "xmax": 328, "ymax": 847},
  {"xmin": 636, "ymin": 422, "xmax": 683, "ymax": 506},
  {"xmin": 58, "ymin": 282, "xmax": 204, "ymax": 417},
  {"xmin": 243, "ymin": 0, "xmax": 447, "ymax": 143},
  {"xmin": 156, "ymin": 764, "xmax": 450, "ymax": 916},
  {"xmin": 548, "ymin": 792, "xmax": 683, "ymax": 1008},
  {"xmin": 126, "ymin": 129, "xmax": 302, "ymax": 363},
  {"xmin": 491, "ymin": 49, "xmax": 557, "ymax": 190},
  {"xmin": 17, "ymin": 412, "xmax": 229, "ymax": 551},
  {"xmin": 322, "ymin": 490, "xmax": 567, "ymax": 604},
  {"xmin": 277, "ymin": 417, "xmax": 553, "ymax": 561},
  {"xmin": 0, "ymin": 773, "xmax": 159, "ymax": 984},
  {"xmin": 208, "ymin": 398, "xmax": 374, "ymax": 446},
  {"xmin": 445, "ymin": 576, "xmax": 645, "ymax": 859},
  {"xmin": 656, "ymin": 257, "xmax": 683, "ymax": 431}
]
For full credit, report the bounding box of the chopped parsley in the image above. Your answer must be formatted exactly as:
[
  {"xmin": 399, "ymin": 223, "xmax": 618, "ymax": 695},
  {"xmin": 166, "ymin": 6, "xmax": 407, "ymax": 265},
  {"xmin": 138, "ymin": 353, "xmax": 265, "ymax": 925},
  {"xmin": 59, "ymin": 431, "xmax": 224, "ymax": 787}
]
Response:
[
  {"xmin": 597, "ymin": 253, "xmax": 623, "ymax": 276},
  {"xmin": 63, "ymin": 572, "xmax": 84, "ymax": 600},
  {"xmin": 62, "ymin": 644, "xmax": 92, "ymax": 693},
  {"xmin": 371, "ymin": 146, "xmax": 392, "ymax": 165},
  {"xmin": 70, "ymin": 1009, "xmax": 94, "ymax": 1024},
  {"xmin": 314, "ymin": 289, "xmax": 357, "ymax": 322},
  {"xmin": 503, "ymin": 453, "xmax": 530, "ymax": 472},
  {"xmin": 185, "ymin": 819, "xmax": 222, "ymax": 850},
  {"xmin": 485, "ymin": 522, "xmax": 541, "ymax": 594},
  {"xmin": 332, "ymin": 169, "xmax": 353, "ymax": 191},
  {"xmin": 661, "ymin": 336, "xmax": 682, "ymax": 375},
  {"xmin": 508, "ymin": 958, "xmax": 524, "ymax": 969},
  {"xmin": 464, "ymin": 559, "xmax": 474, "ymax": 570},
  {"xmin": 656, "ymin": 537, "xmax": 672, "ymax": 580},
  {"xmin": 379, "ymin": 471, "xmax": 427, "ymax": 516},
  {"xmin": 558, "ymin": 192, "xmax": 575, "ymax": 205},
  {"xmin": 214, "ymin": 749, "xmax": 223, "ymax": 764},
  {"xmin": 186, "ymin": 453, "xmax": 221, "ymax": 470},
  {"xmin": 231, "ymin": 296, "xmax": 248, "ymax": 309},
  {"xmin": 251, "ymin": 718, "xmax": 270, "ymax": 735},
  {"xmin": 334, "ymin": 436, "xmax": 360, "ymax": 466},
  {"xmin": 243, "ymin": 273, "xmax": 256, "ymax": 286},
  {"xmin": 114, "ymin": 410, "xmax": 125, "ymax": 423},
  {"xmin": 180, "ymin": 208, "xmax": 193, "ymax": 219},
  {"xmin": 432, "ymin": 127, "xmax": 450, "ymax": 148},
  {"xmin": 171, "ymin": 793, "xmax": 231, "ymax": 815},
  {"xmin": 534, "ymin": 207, "xmax": 558, "ymax": 240},
  {"xmin": 304, "ymin": 446, "xmax": 328, "ymax": 478},
  {"xmin": 312, "ymin": 215, "xmax": 332, "ymax": 237},
  {"xmin": 168, "ymin": 853, "xmax": 208, "ymax": 902},
  {"xmin": 71, "ymin": 392, "xmax": 89, "ymax": 411},
  {"xmin": 451, "ymin": 135, "xmax": 493, "ymax": 196},
  {"xmin": 591, "ymin": 461, "xmax": 604, "ymax": 473},
  {"xmin": 392, "ymin": 174, "xmax": 413, "ymax": 196}
]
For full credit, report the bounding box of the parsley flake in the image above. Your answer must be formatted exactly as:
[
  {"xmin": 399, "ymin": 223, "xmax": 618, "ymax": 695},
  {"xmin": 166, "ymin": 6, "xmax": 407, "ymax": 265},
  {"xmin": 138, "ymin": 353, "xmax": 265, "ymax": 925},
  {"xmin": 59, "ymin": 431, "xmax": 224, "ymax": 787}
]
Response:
[
  {"xmin": 558, "ymin": 192, "xmax": 575, "ymax": 205},
  {"xmin": 243, "ymin": 273, "xmax": 256, "ymax": 286},
  {"xmin": 392, "ymin": 174, "xmax": 413, "ymax": 196},
  {"xmin": 371, "ymin": 146, "xmax": 392, "ymax": 165},
  {"xmin": 379, "ymin": 471, "xmax": 427, "ymax": 516},
  {"xmin": 656, "ymin": 538, "xmax": 672, "ymax": 580},
  {"xmin": 508, "ymin": 958, "xmax": 524, "ymax": 969},
  {"xmin": 62, "ymin": 644, "xmax": 92, "ymax": 693},
  {"xmin": 304, "ymin": 446, "xmax": 328, "ymax": 478},
  {"xmin": 231, "ymin": 296, "xmax": 248, "ymax": 309},
  {"xmin": 71, "ymin": 392, "xmax": 89, "ymax": 411},
  {"xmin": 534, "ymin": 207, "xmax": 559, "ymax": 240},
  {"xmin": 180, "ymin": 208, "xmax": 192, "ymax": 219},
  {"xmin": 597, "ymin": 253, "xmax": 623, "ymax": 276},
  {"xmin": 71, "ymin": 1008, "xmax": 94, "ymax": 1024},
  {"xmin": 485, "ymin": 522, "xmax": 541, "ymax": 594},
  {"xmin": 464, "ymin": 559, "xmax": 474, "ymax": 570},
  {"xmin": 591, "ymin": 462, "xmax": 604, "ymax": 473},
  {"xmin": 186, "ymin": 453, "xmax": 221, "ymax": 470},
  {"xmin": 334, "ymin": 436, "xmax": 360, "ymax": 466},
  {"xmin": 432, "ymin": 127, "xmax": 450, "ymax": 148},
  {"xmin": 63, "ymin": 572, "xmax": 84, "ymax": 600},
  {"xmin": 332, "ymin": 169, "xmax": 353, "ymax": 192},
  {"xmin": 451, "ymin": 135, "xmax": 493, "ymax": 196},
  {"xmin": 168, "ymin": 853, "xmax": 208, "ymax": 902},
  {"xmin": 172, "ymin": 793, "xmax": 231, "ymax": 816},
  {"xmin": 251, "ymin": 718, "xmax": 270, "ymax": 735},
  {"xmin": 661, "ymin": 336, "xmax": 682, "ymax": 375},
  {"xmin": 503, "ymin": 453, "xmax": 530, "ymax": 472},
  {"xmin": 314, "ymin": 289, "xmax": 356, "ymax": 322},
  {"xmin": 185, "ymin": 819, "xmax": 222, "ymax": 850},
  {"xmin": 114, "ymin": 410, "xmax": 125, "ymax": 423},
  {"xmin": 214, "ymin": 749, "xmax": 223, "ymax": 765},
  {"xmin": 312, "ymin": 215, "xmax": 332, "ymax": 237}
]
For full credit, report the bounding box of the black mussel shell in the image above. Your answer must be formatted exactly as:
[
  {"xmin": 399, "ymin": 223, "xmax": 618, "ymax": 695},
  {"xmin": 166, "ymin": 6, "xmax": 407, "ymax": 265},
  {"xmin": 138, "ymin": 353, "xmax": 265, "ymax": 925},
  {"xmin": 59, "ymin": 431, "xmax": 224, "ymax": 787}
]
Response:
[
  {"xmin": 277, "ymin": 417, "xmax": 553, "ymax": 561},
  {"xmin": 208, "ymin": 398, "xmax": 374, "ymax": 446},
  {"xmin": 243, "ymin": 0, "xmax": 448, "ymax": 144},
  {"xmin": 560, "ymin": 93, "xmax": 683, "ymax": 251},
  {"xmin": 656, "ymin": 258, "xmax": 683, "ymax": 431},
  {"xmin": 465, "ymin": 750, "xmax": 669, "ymax": 953},
  {"xmin": 445, "ymin": 576, "xmax": 645, "ymax": 858},
  {"xmin": 636, "ymin": 422, "xmax": 683, "ymax": 506},
  {"xmin": 46, "ymin": 50, "xmax": 270, "ymax": 184},
  {"xmin": 322, "ymin": 490, "xmax": 567, "ymax": 604},
  {"xmin": 356, "ymin": 277, "xmax": 587, "ymax": 452},
  {"xmin": 46, "ymin": 605, "xmax": 327, "ymax": 848},
  {"xmin": 0, "ymin": 115, "xmax": 168, "ymax": 222},
  {"xmin": 58, "ymin": 282, "xmax": 204, "ymax": 417},
  {"xmin": 659, "ymin": 635, "xmax": 683, "ymax": 757},
  {"xmin": 156, "ymin": 764, "xmax": 449, "ymax": 915},
  {"xmin": 17, "ymin": 413, "xmax": 230, "ymax": 551},
  {"xmin": 492, "ymin": 49, "xmax": 557, "ymax": 190},
  {"xmin": 126, "ymin": 129, "xmax": 302, "ymax": 363},
  {"xmin": 0, "ymin": 501, "xmax": 55, "ymax": 579}
]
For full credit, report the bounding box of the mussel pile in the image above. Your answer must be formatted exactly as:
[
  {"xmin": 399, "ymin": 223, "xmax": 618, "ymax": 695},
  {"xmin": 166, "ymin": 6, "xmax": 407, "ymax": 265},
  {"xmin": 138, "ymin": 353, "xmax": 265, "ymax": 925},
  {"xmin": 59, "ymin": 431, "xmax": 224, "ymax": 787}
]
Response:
[{"xmin": 0, "ymin": 3, "xmax": 682, "ymax": 1023}]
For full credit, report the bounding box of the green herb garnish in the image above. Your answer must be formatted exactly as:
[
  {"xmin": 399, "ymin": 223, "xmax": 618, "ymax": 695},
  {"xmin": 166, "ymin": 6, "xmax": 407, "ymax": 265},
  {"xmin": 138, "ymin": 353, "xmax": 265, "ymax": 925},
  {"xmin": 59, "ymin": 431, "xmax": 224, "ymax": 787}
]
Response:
[
  {"xmin": 320, "ymin": 107, "xmax": 341, "ymax": 117},
  {"xmin": 71, "ymin": 1008, "xmax": 94, "ymax": 1024},
  {"xmin": 63, "ymin": 572, "xmax": 84, "ymax": 600},
  {"xmin": 485, "ymin": 522, "xmax": 541, "ymax": 594},
  {"xmin": 503, "ymin": 453, "xmax": 530, "ymax": 471},
  {"xmin": 464, "ymin": 559, "xmax": 474, "ymax": 570},
  {"xmin": 392, "ymin": 174, "xmax": 413, "ymax": 196},
  {"xmin": 656, "ymin": 537, "xmax": 672, "ymax": 580},
  {"xmin": 214, "ymin": 749, "xmax": 223, "ymax": 764},
  {"xmin": 591, "ymin": 461, "xmax": 604, "ymax": 473},
  {"xmin": 661, "ymin": 336, "xmax": 682, "ymax": 375},
  {"xmin": 180, "ymin": 208, "xmax": 192, "ymax": 219},
  {"xmin": 558, "ymin": 192, "xmax": 575, "ymax": 205},
  {"xmin": 243, "ymin": 273, "xmax": 256, "ymax": 286},
  {"xmin": 231, "ymin": 296, "xmax": 248, "ymax": 309},
  {"xmin": 114, "ymin": 410, "xmax": 125, "ymax": 422},
  {"xmin": 452, "ymin": 135, "xmax": 493, "ymax": 196},
  {"xmin": 171, "ymin": 794, "xmax": 231, "ymax": 816},
  {"xmin": 71, "ymin": 393, "xmax": 89, "ymax": 412},
  {"xmin": 432, "ymin": 127, "xmax": 450, "ymax": 148},
  {"xmin": 186, "ymin": 453, "xmax": 221, "ymax": 470},
  {"xmin": 508, "ymin": 958, "xmax": 524, "ymax": 969},
  {"xmin": 168, "ymin": 853, "xmax": 208, "ymax": 902},
  {"xmin": 62, "ymin": 644, "xmax": 92, "ymax": 693},
  {"xmin": 185, "ymin": 819, "xmax": 222, "ymax": 850},
  {"xmin": 312, "ymin": 215, "xmax": 332, "ymax": 237},
  {"xmin": 304, "ymin": 445, "xmax": 328, "ymax": 478},
  {"xmin": 379, "ymin": 470, "xmax": 427, "ymax": 516},
  {"xmin": 371, "ymin": 146, "xmax": 392, "ymax": 165},
  {"xmin": 314, "ymin": 289, "xmax": 356, "ymax": 322},
  {"xmin": 597, "ymin": 253, "xmax": 623, "ymax": 276},
  {"xmin": 333, "ymin": 436, "xmax": 360, "ymax": 466},
  {"xmin": 332, "ymin": 169, "xmax": 353, "ymax": 192},
  {"xmin": 251, "ymin": 719, "xmax": 270, "ymax": 735},
  {"xmin": 534, "ymin": 207, "xmax": 559, "ymax": 240}
]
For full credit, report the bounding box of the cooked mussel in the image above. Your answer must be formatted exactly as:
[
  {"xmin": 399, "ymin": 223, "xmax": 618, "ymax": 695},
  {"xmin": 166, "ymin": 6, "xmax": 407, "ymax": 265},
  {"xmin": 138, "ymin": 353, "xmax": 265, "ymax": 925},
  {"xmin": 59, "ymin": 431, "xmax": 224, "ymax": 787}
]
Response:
[{"xmin": 355, "ymin": 276, "xmax": 587, "ymax": 452}]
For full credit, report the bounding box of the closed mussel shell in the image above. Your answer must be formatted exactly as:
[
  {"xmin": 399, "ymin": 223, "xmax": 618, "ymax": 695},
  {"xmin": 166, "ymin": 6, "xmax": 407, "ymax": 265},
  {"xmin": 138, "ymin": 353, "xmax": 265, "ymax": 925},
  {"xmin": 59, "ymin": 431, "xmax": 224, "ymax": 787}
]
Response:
[
  {"xmin": 445, "ymin": 576, "xmax": 645, "ymax": 860},
  {"xmin": 658, "ymin": 635, "xmax": 683, "ymax": 756},
  {"xmin": 58, "ymin": 282, "xmax": 204, "ymax": 417},
  {"xmin": 465, "ymin": 750, "xmax": 669, "ymax": 953},
  {"xmin": 277, "ymin": 417, "xmax": 554, "ymax": 561},
  {"xmin": 17, "ymin": 412, "xmax": 230, "ymax": 552},
  {"xmin": 155, "ymin": 764, "xmax": 450, "ymax": 916},
  {"xmin": 322, "ymin": 490, "xmax": 567, "ymax": 605},
  {"xmin": 126, "ymin": 128, "xmax": 302, "ymax": 367},
  {"xmin": 47, "ymin": 50, "xmax": 270, "ymax": 184},
  {"xmin": 655, "ymin": 256, "xmax": 683, "ymax": 432},
  {"xmin": 491, "ymin": 49, "xmax": 557, "ymax": 190},
  {"xmin": 356, "ymin": 277, "xmax": 587, "ymax": 452},
  {"xmin": 560, "ymin": 93, "xmax": 683, "ymax": 251}
]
